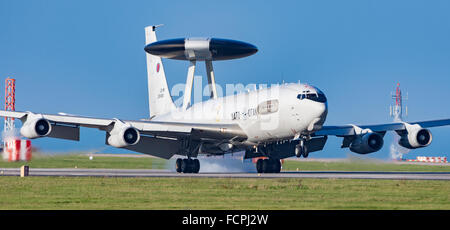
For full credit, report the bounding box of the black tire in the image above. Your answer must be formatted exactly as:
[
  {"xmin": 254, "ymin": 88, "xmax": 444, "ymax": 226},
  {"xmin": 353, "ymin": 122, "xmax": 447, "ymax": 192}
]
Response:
[
  {"xmin": 302, "ymin": 145, "xmax": 309, "ymax": 158},
  {"xmin": 295, "ymin": 146, "xmax": 301, "ymax": 157},
  {"xmin": 267, "ymin": 159, "xmax": 280, "ymax": 173},
  {"xmin": 175, "ymin": 158, "xmax": 182, "ymax": 173},
  {"xmin": 262, "ymin": 159, "xmax": 271, "ymax": 173},
  {"xmin": 273, "ymin": 159, "xmax": 281, "ymax": 173},
  {"xmin": 269, "ymin": 159, "xmax": 277, "ymax": 173},
  {"xmin": 188, "ymin": 159, "xmax": 195, "ymax": 173},
  {"xmin": 256, "ymin": 159, "xmax": 263, "ymax": 173},
  {"xmin": 181, "ymin": 159, "xmax": 190, "ymax": 173},
  {"xmin": 193, "ymin": 159, "xmax": 200, "ymax": 173}
]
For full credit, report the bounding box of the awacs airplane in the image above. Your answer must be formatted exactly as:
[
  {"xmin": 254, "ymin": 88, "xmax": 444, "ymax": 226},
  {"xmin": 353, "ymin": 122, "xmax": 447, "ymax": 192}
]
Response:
[{"xmin": 1, "ymin": 25, "xmax": 450, "ymax": 173}]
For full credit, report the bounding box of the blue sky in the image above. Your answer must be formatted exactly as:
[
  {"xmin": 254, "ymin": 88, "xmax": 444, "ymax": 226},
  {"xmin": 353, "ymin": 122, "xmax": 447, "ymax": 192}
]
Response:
[{"xmin": 1, "ymin": 0, "xmax": 450, "ymax": 159}]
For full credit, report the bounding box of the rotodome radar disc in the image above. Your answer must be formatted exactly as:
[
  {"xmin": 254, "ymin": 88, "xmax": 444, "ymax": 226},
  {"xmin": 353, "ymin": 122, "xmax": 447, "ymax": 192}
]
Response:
[{"xmin": 144, "ymin": 38, "xmax": 258, "ymax": 61}]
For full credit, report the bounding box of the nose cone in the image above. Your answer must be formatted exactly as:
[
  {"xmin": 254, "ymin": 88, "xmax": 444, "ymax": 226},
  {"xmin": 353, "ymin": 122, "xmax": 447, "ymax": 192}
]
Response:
[
  {"xmin": 309, "ymin": 102, "xmax": 328, "ymax": 131},
  {"xmin": 209, "ymin": 38, "xmax": 258, "ymax": 61},
  {"xmin": 316, "ymin": 102, "xmax": 328, "ymax": 119}
]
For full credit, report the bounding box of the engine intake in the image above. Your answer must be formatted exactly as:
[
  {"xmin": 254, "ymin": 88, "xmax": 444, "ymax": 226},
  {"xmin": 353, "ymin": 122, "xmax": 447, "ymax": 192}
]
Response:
[
  {"xmin": 20, "ymin": 118, "xmax": 52, "ymax": 139},
  {"xmin": 349, "ymin": 132, "xmax": 384, "ymax": 154},
  {"xmin": 107, "ymin": 123, "xmax": 140, "ymax": 148},
  {"xmin": 398, "ymin": 128, "xmax": 432, "ymax": 149}
]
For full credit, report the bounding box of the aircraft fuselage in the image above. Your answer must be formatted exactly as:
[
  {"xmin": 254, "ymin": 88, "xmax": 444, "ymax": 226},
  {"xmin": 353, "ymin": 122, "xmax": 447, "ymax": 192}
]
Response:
[{"xmin": 153, "ymin": 83, "xmax": 328, "ymax": 144}]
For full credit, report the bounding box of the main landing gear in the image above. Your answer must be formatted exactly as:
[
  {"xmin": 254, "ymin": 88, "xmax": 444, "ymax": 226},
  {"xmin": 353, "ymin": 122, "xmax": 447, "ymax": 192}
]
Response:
[
  {"xmin": 175, "ymin": 158, "xmax": 200, "ymax": 173},
  {"xmin": 256, "ymin": 158, "xmax": 281, "ymax": 173}
]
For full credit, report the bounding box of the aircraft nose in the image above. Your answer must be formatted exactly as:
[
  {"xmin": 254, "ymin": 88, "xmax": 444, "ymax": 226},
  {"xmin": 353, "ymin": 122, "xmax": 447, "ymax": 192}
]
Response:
[
  {"xmin": 316, "ymin": 102, "xmax": 327, "ymax": 117},
  {"xmin": 308, "ymin": 103, "xmax": 327, "ymax": 132}
]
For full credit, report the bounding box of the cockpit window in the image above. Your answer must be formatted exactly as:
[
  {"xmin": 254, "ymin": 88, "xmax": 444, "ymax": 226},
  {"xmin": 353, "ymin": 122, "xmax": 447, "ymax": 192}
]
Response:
[{"xmin": 297, "ymin": 93, "xmax": 327, "ymax": 103}]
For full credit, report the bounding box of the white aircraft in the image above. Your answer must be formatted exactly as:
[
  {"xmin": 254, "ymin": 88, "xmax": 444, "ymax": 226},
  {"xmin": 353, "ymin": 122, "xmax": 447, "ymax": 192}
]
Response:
[{"xmin": 1, "ymin": 25, "xmax": 449, "ymax": 173}]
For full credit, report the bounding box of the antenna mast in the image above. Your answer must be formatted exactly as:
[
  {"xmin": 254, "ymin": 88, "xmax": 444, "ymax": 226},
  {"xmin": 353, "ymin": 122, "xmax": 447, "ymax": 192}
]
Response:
[
  {"xmin": 4, "ymin": 77, "xmax": 15, "ymax": 135},
  {"xmin": 390, "ymin": 83, "xmax": 408, "ymax": 121}
]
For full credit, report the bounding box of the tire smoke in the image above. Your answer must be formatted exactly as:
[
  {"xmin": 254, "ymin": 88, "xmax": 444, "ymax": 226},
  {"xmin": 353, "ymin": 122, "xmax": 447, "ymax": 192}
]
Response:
[
  {"xmin": 167, "ymin": 152, "xmax": 256, "ymax": 173},
  {"xmin": 389, "ymin": 133, "xmax": 410, "ymax": 160}
]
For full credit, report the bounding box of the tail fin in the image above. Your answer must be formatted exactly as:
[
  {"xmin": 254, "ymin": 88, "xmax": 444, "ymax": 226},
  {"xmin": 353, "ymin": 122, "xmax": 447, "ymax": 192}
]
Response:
[{"xmin": 145, "ymin": 25, "xmax": 176, "ymax": 118}]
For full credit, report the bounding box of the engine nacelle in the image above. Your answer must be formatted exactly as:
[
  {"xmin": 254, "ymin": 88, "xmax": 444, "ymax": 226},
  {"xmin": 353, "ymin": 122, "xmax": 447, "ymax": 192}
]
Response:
[
  {"xmin": 20, "ymin": 117, "xmax": 52, "ymax": 139},
  {"xmin": 398, "ymin": 126, "xmax": 432, "ymax": 149},
  {"xmin": 349, "ymin": 132, "xmax": 384, "ymax": 154},
  {"xmin": 107, "ymin": 122, "xmax": 140, "ymax": 148}
]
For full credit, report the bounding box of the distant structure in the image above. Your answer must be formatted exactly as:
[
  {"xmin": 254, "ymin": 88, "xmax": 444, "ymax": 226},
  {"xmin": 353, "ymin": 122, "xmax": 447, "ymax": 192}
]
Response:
[
  {"xmin": 2, "ymin": 77, "xmax": 32, "ymax": 162},
  {"xmin": 390, "ymin": 84, "xmax": 447, "ymax": 163},
  {"xmin": 4, "ymin": 78, "xmax": 15, "ymax": 134},
  {"xmin": 390, "ymin": 83, "xmax": 408, "ymax": 122},
  {"xmin": 389, "ymin": 83, "xmax": 410, "ymax": 160},
  {"xmin": 406, "ymin": 156, "xmax": 448, "ymax": 163}
]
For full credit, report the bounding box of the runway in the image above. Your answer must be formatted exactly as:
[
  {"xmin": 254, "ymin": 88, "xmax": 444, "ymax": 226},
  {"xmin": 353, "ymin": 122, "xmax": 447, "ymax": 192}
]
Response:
[{"xmin": 1, "ymin": 168, "xmax": 450, "ymax": 180}]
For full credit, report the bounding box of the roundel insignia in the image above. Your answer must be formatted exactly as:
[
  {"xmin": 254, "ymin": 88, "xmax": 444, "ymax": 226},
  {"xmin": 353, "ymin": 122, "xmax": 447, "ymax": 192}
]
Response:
[{"xmin": 156, "ymin": 63, "xmax": 160, "ymax": 73}]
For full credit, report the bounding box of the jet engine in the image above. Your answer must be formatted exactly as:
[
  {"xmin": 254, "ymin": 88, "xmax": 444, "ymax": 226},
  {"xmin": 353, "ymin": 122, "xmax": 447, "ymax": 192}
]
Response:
[
  {"xmin": 349, "ymin": 132, "xmax": 384, "ymax": 154},
  {"xmin": 398, "ymin": 125, "xmax": 432, "ymax": 149},
  {"xmin": 107, "ymin": 121, "xmax": 140, "ymax": 148},
  {"xmin": 20, "ymin": 117, "xmax": 52, "ymax": 139}
]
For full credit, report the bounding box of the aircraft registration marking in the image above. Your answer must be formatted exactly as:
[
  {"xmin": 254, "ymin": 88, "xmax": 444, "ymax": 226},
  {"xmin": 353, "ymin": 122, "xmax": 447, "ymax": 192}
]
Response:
[{"xmin": 231, "ymin": 108, "xmax": 257, "ymax": 120}]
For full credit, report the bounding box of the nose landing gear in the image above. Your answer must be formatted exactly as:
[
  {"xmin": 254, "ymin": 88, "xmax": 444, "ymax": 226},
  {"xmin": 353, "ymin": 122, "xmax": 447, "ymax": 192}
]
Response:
[{"xmin": 295, "ymin": 139, "xmax": 309, "ymax": 158}]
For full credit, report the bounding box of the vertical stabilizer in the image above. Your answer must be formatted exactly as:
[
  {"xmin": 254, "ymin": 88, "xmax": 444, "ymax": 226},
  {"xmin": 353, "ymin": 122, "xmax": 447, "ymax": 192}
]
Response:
[{"xmin": 145, "ymin": 25, "xmax": 176, "ymax": 118}]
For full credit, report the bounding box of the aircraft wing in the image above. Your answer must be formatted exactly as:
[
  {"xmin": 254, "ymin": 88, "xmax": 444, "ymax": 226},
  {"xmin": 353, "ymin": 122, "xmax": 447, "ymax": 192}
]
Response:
[
  {"xmin": 0, "ymin": 110, "xmax": 247, "ymax": 159},
  {"xmin": 314, "ymin": 118, "xmax": 450, "ymax": 136}
]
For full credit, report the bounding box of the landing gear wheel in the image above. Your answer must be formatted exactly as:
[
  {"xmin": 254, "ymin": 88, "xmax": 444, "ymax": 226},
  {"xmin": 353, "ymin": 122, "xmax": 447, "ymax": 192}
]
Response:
[
  {"xmin": 267, "ymin": 159, "xmax": 281, "ymax": 173},
  {"xmin": 255, "ymin": 158, "xmax": 281, "ymax": 173},
  {"xmin": 295, "ymin": 146, "xmax": 301, "ymax": 157},
  {"xmin": 272, "ymin": 159, "xmax": 281, "ymax": 173},
  {"xmin": 181, "ymin": 159, "xmax": 190, "ymax": 173},
  {"xmin": 262, "ymin": 159, "xmax": 271, "ymax": 173},
  {"xmin": 176, "ymin": 158, "xmax": 182, "ymax": 173},
  {"xmin": 193, "ymin": 159, "xmax": 200, "ymax": 173},
  {"xmin": 302, "ymin": 146, "xmax": 309, "ymax": 158},
  {"xmin": 177, "ymin": 158, "xmax": 200, "ymax": 174},
  {"xmin": 295, "ymin": 139, "xmax": 310, "ymax": 158},
  {"xmin": 296, "ymin": 144, "xmax": 309, "ymax": 158},
  {"xmin": 256, "ymin": 159, "xmax": 263, "ymax": 173}
]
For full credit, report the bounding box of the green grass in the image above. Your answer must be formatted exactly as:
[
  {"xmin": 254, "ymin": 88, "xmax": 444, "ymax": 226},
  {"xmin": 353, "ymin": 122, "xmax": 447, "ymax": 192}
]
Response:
[
  {"xmin": 0, "ymin": 153, "xmax": 168, "ymax": 169},
  {"xmin": 1, "ymin": 153, "xmax": 449, "ymax": 172},
  {"xmin": 282, "ymin": 160, "xmax": 450, "ymax": 172},
  {"xmin": 1, "ymin": 154, "xmax": 449, "ymax": 210},
  {"xmin": 0, "ymin": 176, "xmax": 449, "ymax": 210}
]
